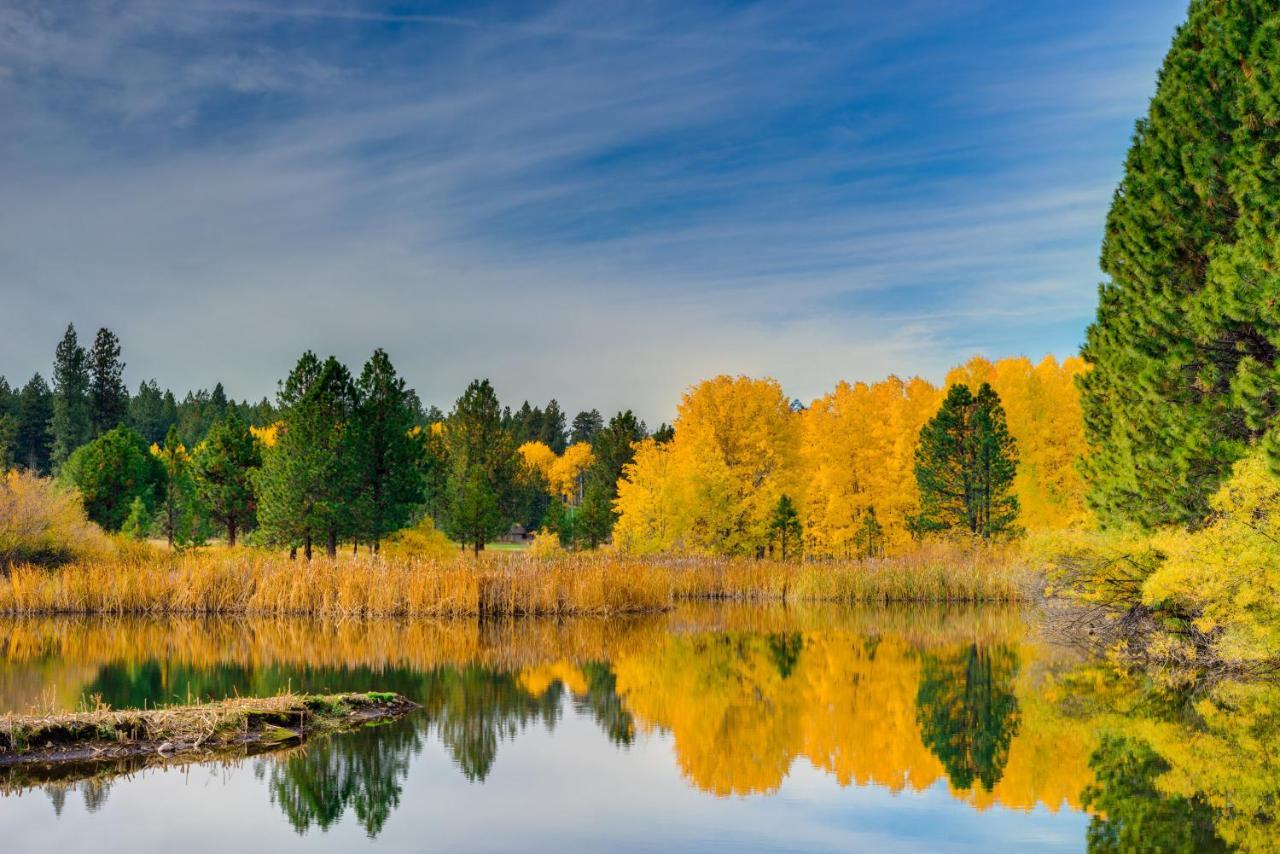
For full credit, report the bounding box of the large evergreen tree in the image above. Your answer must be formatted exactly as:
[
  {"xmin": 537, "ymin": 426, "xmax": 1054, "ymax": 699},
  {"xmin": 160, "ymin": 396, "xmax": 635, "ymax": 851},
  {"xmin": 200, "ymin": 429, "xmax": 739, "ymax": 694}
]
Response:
[
  {"xmin": 15, "ymin": 374, "xmax": 53, "ymax": 474},
  {"xmin": 193, "ymin": 413, "xmax": 261, "ymax": 546},
  {"xmin": 1080, "ymin": 2, "xmax": 1280, "ymax": 527},
  {"xmin": 0, "ymin": 382, "xmax": 15, "ymax": 471},
  {"xmin": 575, "ymin": 410, "xmax": 646, "ymax": 548},
  {"xmin": 570, "ymin": 409, "xmax": 604, "ymax": 446},
  {"xmin": 539, "ymin": 399, "xmax": 568, "ymax": 453},
  {"xmin": 911, "ymin": 383, "xmax": 1019, "ymax": 539},
  {"xmin": 49, "ymin": 323, "xmax": 92, "ymax": 468},
  {"xmin": 154, "ymin": 425, "xmax": 201, "ymax": 548},
  {"xmin": 353, "ymin": 349, "xmax": 424, "ymax": 552},
  {"xmin": 88, "ymin": 327, "xmax": 129, "ymax": 437},
  {"xmin": 443, "ymin": 379, "xmax": 519, "ymax": 555},
  {"xmin": 256, "ymin": 353, "xmax": 359, "ymax": 558}
]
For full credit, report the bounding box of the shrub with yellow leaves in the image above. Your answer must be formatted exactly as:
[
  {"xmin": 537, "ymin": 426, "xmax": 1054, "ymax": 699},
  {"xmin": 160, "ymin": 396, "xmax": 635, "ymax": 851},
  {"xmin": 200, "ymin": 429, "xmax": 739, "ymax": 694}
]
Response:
[
  {"xmin": 1141, "ymin": 449, "xmax": 1280, "ymax": 664},
  {"xmin": 381, "ymin": 515, "xmax": 458, "ymax": 561},
  {"xmin": 0, "ymin": 469, "xmax": 114, "ymax": 567}
]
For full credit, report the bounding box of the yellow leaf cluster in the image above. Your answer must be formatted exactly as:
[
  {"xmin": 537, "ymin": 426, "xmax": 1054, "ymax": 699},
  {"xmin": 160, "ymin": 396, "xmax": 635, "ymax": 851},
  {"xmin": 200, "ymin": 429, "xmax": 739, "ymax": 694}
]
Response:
[
  {"xmin": 519, "ymin": 441, "xmax": 596, "ymax": 503},
  {"xmin": 802, "ymin": 376, "xmax": 941, "ymax": 556},
  {"xmin": 1142, "ymin": 449, "xmax": 1280, "ymax": 661},
  {"xmin": 250, "ymin": 422, "xmax": 280, "ymax": 448}
]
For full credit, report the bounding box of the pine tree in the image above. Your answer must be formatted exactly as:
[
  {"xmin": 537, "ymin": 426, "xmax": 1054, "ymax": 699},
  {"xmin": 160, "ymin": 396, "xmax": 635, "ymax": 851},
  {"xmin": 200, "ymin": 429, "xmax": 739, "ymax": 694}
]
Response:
[
  {"xmin": 129, "ymin": 379, "xmax": 176, "ymax": 445},
  {"xmin": 853, "ymin": 506, "xmax": 884, "ymax": 558},
  {"xmin": 15, "ymin": 374, "xmax": 53, "ymax": 473},
  {"xmin": 352, "ymin": 349, "xmax": 424, "ymax": 552},
  {"xmin": 49, "ymin": 324, "xmax": 91, "ymax": 468},
  {"xmin": 540, "ymin": 399, "xmax": 568, "ymax": 453},
  {"xmin": 1080, "ymin": 2, "xmax": 1280, "ymax": 527},
  {"xmin": 255, "ymin": 353, "xmax": 359, "ymax": 559},
  {"xmin": 575, "ymin": 410, "xmax": 646, "ymax": 548},
  {"xmin": 0, "ymin": 412, "xmax": 15, "ymax": 471},
  {"xmin": 443, "ymin": 379, "xmax": 519, "ymax": 555},
  {"xmin": 768, "ymin": 494, "xmax": 802, "ymax": 559},
  {"xmin": 88, "ymin": 327, "xmax": 129, "ymax": 437},
  {"xmin": 570, "ymin": 409, "xmax": 604, "ymax": 446},
  {"xmin": 155, "ymin": 425, "xmax": 201, "ymax": 549},
  {"xmin": 911, "ymin": 383, "xmax": 1019, "ymax": 539},
  {"xmin": 121, "ymin": 495, "xmax": 152, "ymax": 541},
  {"xmin": 193, "ymin": 413, "xmax": 261, "ymax": 546}
]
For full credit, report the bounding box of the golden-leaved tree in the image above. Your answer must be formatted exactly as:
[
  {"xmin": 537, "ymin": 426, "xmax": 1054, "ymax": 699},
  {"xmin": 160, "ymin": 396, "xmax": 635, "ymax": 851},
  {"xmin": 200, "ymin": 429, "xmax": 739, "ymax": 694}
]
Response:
[
  {"xmin": 800, "ymin": 376, "xmax": 941, "ymax": 556},
  {"xmin": 613, "ymin": 376, "xmax": 801, "ymax": 555},
  {"xmin": 519, "ymin": 440, "xmax": 596, "ymax": 505}
]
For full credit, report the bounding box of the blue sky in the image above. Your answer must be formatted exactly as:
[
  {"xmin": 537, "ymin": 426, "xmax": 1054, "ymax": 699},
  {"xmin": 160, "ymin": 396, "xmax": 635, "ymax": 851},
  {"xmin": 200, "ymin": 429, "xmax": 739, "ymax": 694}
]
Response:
[{"xmin": 0, "ymin": 0, "xmax": 1187, "ymax": 423}]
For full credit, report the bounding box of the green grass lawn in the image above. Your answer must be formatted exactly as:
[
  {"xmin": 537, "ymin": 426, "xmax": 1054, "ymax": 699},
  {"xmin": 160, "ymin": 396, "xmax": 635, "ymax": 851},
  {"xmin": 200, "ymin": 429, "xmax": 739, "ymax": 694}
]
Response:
[{"xmin": 484, "ymin": 542, "xmax": 530, "ymax": 552}]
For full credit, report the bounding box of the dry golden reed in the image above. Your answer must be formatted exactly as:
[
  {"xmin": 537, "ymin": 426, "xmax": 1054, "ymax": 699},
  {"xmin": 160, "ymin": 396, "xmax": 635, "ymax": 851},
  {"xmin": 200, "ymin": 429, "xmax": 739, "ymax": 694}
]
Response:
[{"xmin": 0, "ymin": 541, "xmax": 1030, "ymax": 618}]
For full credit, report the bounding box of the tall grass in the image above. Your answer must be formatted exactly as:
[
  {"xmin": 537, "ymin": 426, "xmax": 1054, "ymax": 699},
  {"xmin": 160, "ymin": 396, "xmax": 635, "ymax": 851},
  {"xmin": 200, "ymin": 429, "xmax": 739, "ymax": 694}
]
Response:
[{"xmin": 0, "ymin": 540, "xmax": 1030, "ymax": 617}]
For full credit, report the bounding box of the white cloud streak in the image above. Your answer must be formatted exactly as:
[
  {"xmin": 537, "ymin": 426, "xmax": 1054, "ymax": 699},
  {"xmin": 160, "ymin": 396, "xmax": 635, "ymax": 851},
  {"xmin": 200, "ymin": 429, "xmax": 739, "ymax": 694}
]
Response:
[{"xmin": 0, "ymin": 0, "xmax": 1185, "ymax": 423}]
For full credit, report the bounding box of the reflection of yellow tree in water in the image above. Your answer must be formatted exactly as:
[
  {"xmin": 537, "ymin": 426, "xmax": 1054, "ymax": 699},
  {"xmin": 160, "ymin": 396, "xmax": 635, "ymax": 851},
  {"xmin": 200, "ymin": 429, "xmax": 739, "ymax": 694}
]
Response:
[
  {"xmin": 608, "ymin": 631, "xmax": 1093, "ymax": 812},
  {"xmin": 1059, "ymin": 667, "xmax": 1280, "ymax": 852}
]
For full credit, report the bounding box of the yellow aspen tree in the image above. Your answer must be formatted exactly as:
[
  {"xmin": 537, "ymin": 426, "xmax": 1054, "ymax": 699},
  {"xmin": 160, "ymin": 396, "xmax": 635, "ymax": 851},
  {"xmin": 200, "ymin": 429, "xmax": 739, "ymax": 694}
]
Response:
[
  {"xmin": 549, "ymin": 441, "xmax": 595, "ymax": 504},
  {"xmin": 615, "ymin": 376, "xmax": 801, "ymax": 555}
]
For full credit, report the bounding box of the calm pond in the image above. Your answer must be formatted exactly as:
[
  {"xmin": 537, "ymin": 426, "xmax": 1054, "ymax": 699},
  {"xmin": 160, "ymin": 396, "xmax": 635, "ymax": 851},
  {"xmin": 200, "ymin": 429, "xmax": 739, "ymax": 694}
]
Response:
[{"xmin": 0, "ymin": 604, "xmax": 1265, "ymax": 852}]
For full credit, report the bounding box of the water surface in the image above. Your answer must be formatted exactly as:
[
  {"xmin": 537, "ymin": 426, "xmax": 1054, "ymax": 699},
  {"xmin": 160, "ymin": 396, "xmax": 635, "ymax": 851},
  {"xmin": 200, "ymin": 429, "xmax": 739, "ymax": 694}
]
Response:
[{"xmin": 0, "ymin": 605, "xmax": 1264, "ymax": 851}]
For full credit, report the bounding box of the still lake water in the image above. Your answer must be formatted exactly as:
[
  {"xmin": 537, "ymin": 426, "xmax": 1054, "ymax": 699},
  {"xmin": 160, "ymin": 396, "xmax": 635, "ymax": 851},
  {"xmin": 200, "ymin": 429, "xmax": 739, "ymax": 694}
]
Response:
[{"xmin": 0, "ymin": 604, "xmax": 1260, "ymax": 852}]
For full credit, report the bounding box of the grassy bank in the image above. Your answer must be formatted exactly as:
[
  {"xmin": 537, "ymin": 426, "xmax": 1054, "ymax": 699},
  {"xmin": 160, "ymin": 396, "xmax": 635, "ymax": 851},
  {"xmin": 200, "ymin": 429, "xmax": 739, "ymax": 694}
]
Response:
[
  {"xmin": 0, "ymin": 541, "xmax": 1030, "ymax": 617},
  {"xmin": 0, "ymin": 692, "xmax": 417, "ymax": 768}
]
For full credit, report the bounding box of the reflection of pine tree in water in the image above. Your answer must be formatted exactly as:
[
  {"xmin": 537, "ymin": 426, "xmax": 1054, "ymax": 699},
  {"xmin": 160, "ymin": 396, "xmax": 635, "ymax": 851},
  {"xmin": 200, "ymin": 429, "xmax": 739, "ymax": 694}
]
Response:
[
  {"xmin": 264, "ymin": 717, "xmax": 423, "ymax": 838},
  {"xmin": 573, "ymin": 662, "xmax": 635, "ymax": 747},
  {"xmin": 767, "ymin": 633, "xmax": 804, "ymax": 679},
  {"xmin": 1081, "ymin": 735, "xmax": 1225, "ymax": 853},
  {"xmin": 419, "ymin": 665, "xmax": 564, "ymax": 782},
  {"xmin": 84, "ymin": 660, "xmax": 435, "ymax": 710},
  {"xmin": 915, "ymin": 644, "xmax": 1021, "ymax": 791},
  {"xmin": 85, "ymin": 660, "xmax": 255, "ymax": 709},
  {"xmin": 42, "ymin": 779, "xmax": 113, "ymax": 815}
]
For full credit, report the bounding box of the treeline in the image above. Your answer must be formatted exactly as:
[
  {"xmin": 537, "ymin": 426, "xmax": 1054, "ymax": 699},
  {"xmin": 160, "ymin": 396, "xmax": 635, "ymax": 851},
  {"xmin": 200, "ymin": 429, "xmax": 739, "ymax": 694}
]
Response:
[
  {"xmin": 2, "ymin": 324, "xmax": 658, "ymax": 556},
  {"xmin": 0, "ymin": 324, "xmax": 277, "ymax": 475},
  {"xmin": 614, "ymin": 357, "xmax": 1080, "ymax": 558}
]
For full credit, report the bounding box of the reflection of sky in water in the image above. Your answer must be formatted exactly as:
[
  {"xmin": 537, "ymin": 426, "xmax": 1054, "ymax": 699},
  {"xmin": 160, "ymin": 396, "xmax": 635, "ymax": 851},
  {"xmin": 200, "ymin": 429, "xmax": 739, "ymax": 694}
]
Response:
[{"xmin": 0, "ymin": 701, "xmax": 1086, "ymax": 853}]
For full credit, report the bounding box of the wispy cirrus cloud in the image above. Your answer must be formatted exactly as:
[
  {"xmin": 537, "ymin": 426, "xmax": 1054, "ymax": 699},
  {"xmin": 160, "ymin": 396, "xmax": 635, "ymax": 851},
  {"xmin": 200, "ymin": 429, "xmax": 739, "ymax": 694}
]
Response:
[{"xmin": 0, "ymin": 0, "xmax": 1185, "ymax": 422}]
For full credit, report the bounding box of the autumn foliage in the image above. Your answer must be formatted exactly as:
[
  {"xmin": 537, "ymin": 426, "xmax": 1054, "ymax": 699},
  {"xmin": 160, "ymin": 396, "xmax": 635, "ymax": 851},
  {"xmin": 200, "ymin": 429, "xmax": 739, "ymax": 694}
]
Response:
[{"xmin": 614, "ymin": 356, "xmax": 1089, "ymax": 557}]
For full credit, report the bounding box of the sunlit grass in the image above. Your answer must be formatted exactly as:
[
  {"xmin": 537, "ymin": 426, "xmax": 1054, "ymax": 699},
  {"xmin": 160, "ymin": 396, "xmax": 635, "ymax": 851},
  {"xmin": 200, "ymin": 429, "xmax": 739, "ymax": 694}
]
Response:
[{"xmin": 0, "ymin": 540, "xmax": 1030, "ymax": 617}]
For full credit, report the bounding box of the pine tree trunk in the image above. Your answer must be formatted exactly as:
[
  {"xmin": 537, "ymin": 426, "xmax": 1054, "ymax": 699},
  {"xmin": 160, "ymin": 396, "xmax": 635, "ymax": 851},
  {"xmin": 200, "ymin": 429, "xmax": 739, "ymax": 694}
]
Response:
[
  {"xmin": 327, "ymin": 528, "xmax": 338, "ymax": 558},
  {"xmin": 304, "ymin": 534, "xmax": 312, "ymax": 561},
  {"xmin": 227, "ymin": 521, "xmax": 237, "ymax": 548}
]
